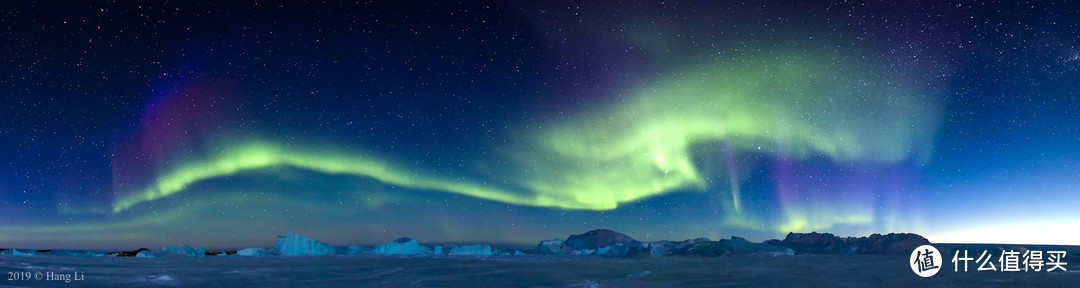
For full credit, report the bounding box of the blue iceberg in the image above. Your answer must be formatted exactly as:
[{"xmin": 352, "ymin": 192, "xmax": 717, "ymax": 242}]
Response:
[
  {"xmin": 448, "ymin": 244, "xmax": 493, "ymax": 255},
  {"xmin": 276, "ymin": 233, "xmax": 334, "ymax": 256},
  {"xmin": 371, "ymin": 237, "xmax": 431, "ymax": 255},
  {"xmin": 163, "ymin": 244, "xmax": 205, "ymax": 257}
]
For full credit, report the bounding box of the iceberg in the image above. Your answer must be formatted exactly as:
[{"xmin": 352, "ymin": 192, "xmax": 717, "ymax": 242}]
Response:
[
  {"xmin": 448, "ymin": 244, "xmax": 493, "ymax": 255},
  {"xmin": 566, "ymin": 229, "xmax": 641, "ymax": 257},
  {"xmin": 163, "ymin": 244, "xmax": 205, "ymax": 257},
  {"xmin": 1, "ymin": 249, "xmax": 38, "ymax": 256},
  {"xmin": 537, "ymin": 229, "xmax": 644, "ymax": 256},
  {"xmin": 683, "ymin": 236, "xmax": 794, "ymax": 257},
  {"xmin": 135, "ymin": 250, "xmax": 166, "ymax": 258},
  {"xmin": 371, "ymin": 237, "xmax": 431, "ymax": 255},
  {"xmin": 44, "ymin": 250, "xmax": 105, "ymax": 257},
  {"xmin": 236, "ymin": 247, "xmax": 276, "ymax": 257},
  {"xmin": 345, "ymin": 245, "xmax": 370, "ymax": 255},
  {"xmin": 536, "ymin": 239, "xmax": 571, "ymax": 255},
  {"xmin": 276, "ymin": 233, "xmax": 334, "ymax": 256},
  {"xmin": 570, "ymin": 248, "xmax": 596, "ymax": 256},
  {"xmin": 643, "ymin": 238, "xmax": 710, "ymax": 255},
  {"xmin": 105, "ymin": 248, "xmax": 150, "ymax": 257},
  {"xmin": 764, "ymin": 232, "xmax": 928, "ymax": 255}
]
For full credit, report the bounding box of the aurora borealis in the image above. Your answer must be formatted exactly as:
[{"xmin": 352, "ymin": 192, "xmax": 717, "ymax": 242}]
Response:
[{"xmin": 2, "ymin": 1, "xmax": 1079, "ymax": 249}]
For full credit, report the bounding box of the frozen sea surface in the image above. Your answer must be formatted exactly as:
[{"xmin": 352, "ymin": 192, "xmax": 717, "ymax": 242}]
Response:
[{"xmin": 2, "ymin": 253, "xmax": 1077, "ymax": 287}]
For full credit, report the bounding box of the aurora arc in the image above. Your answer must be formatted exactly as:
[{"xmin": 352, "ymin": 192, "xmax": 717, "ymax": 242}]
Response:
[
  {"xmin": 113, "ymin": 51, "xmax": 940, "ymax": 227},
  {"xmin": 112, "ymin": 140, "xmax": 548, "ymax": 213},
  {"xmin": 511, "ymin": 51, "xmax": 938, "ymax": 230}
]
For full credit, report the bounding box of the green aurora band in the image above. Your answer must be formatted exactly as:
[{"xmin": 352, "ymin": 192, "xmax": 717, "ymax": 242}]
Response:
[
  {"xmin": 511, "ymin": 51, "xmax": 939, "ymax": 230},
  {"xmin": 112, "ymin": 51, "xmax": 939, "ymax": 233},
  {"xmin": 112, "ymin": 140, "xmax": 547, "ymax": 213}
]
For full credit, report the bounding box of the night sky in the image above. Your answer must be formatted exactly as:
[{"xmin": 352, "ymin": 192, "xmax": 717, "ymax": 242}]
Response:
[{"xmin": 2, "ymin": 0, "xmax": 1079, "ymax": 250}]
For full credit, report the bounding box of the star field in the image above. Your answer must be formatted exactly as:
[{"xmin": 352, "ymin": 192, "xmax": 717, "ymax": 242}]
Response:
[{"xmin": 2, "ymin": 0, "xmax": 1079, "ymax": 249}]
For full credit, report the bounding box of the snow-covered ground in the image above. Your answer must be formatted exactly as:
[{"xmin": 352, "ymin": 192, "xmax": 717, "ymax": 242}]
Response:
[{"xmin": 2, "ymin": 253, "xmax": 1077, "ymax": 287}]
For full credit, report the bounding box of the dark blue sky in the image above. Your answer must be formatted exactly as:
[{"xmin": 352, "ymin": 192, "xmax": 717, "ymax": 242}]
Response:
[{"xmin": 1, "ymin": 0, "xmax": 1079, "ymax": 249}]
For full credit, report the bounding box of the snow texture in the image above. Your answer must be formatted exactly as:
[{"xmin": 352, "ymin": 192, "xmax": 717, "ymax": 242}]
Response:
[
  {"xmin": 145, "ymin": 274, "xmax": 180, "ymax": 286},
  {"xmin": 2, "ymin": 249, "xmax": 1076, "ymax": 287}
]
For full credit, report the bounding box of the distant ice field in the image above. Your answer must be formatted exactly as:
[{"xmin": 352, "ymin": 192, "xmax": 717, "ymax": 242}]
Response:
[{"xmin": 2, "ymin": 253, "xmax": 1077, "ymax": 287}]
